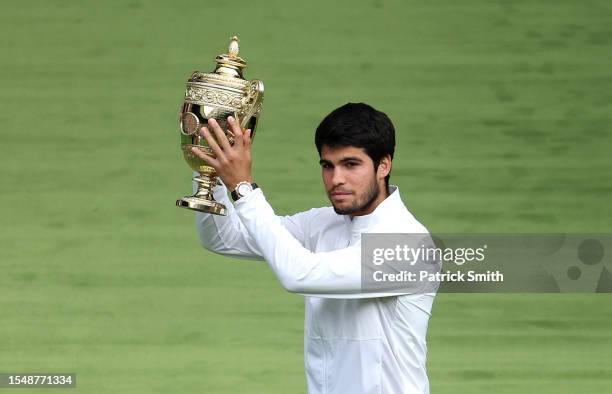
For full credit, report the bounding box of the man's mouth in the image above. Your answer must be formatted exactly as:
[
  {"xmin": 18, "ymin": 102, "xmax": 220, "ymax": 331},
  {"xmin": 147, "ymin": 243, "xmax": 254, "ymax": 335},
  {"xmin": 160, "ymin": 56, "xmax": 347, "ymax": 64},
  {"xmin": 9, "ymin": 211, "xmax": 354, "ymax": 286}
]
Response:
[{"xmin": 330, "ymin": 190, "xmax": 352, "ymax": 198}]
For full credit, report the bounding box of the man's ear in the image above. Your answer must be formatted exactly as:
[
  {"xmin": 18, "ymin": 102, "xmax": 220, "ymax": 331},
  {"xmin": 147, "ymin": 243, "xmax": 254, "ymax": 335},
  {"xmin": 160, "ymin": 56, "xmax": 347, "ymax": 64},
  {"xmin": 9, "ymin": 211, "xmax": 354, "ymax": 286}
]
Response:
[{"xmin": 377, "ymin": 154, "xmax": 392, "ymax": 179}]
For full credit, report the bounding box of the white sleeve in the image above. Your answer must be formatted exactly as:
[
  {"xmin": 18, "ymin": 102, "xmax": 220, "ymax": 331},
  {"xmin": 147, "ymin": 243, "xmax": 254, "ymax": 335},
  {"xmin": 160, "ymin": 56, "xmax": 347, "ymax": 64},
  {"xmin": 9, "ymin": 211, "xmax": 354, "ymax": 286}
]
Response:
[
  {"xmin": 195, "ymin": 177, "xmax": 308, "ymax": 261},
  {"xmin": 234, "ymin": 188, "xmax": 363, "ymax": 295}
]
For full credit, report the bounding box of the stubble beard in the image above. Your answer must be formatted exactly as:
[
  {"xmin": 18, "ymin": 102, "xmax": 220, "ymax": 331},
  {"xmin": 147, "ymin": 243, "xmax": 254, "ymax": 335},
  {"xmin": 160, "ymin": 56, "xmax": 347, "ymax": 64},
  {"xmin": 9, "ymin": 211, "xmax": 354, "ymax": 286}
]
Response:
[{"xmin": 331, "ymin": 178, "xmax": 381, "ymax": 216}]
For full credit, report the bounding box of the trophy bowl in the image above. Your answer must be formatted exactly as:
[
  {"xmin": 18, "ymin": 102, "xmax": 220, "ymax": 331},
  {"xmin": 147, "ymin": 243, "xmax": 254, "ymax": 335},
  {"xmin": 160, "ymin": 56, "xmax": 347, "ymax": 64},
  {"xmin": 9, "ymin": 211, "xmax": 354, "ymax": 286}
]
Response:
[{"xmin": 176, "ymin": 36, "xmax": 264, "ymax": 215}]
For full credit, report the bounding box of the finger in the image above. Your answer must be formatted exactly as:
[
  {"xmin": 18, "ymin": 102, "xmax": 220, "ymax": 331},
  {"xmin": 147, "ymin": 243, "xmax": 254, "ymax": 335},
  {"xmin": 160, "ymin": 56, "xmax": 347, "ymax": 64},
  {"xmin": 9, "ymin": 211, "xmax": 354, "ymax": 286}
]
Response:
[
  {"xmin": 208, "ymin": 118, "xmax": 232, "ymax": 151},
  {"xmin": 227, "ymin": 115, "xmax": 244, "ymax": 149},
  {"xmin": 228, "ymin": 115, "xmax": 243, "ymax": 137},
  {"xmin": 200, "ymin": 126, "xmax": 226, "ymax": 161},
  {"xmin": 243, "ymin": 129, "xmax": 253, "ymax": 150},
  {"xmin": 198, "ymin": 125, "xmax": 208, "ymax": 138},
  {"xmin": 190, "ymin": 146, "xmax": 219, "ymax": 168}
]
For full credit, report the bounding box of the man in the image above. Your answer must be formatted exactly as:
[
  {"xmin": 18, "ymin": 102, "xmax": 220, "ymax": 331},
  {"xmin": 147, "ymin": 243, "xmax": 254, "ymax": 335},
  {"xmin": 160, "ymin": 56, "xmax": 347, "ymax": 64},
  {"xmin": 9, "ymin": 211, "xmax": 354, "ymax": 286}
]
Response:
[{"xmin": 191, "ymin": 103, "xmax": 436, "ymax": 394}]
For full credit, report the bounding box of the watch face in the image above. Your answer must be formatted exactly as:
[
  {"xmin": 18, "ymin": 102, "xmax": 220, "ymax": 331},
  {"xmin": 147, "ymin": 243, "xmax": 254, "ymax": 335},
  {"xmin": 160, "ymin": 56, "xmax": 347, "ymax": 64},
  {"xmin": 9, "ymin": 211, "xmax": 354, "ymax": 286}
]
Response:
[{"xmin": 237, "ymin": 183, "xmax": 252, "ymax": 197}]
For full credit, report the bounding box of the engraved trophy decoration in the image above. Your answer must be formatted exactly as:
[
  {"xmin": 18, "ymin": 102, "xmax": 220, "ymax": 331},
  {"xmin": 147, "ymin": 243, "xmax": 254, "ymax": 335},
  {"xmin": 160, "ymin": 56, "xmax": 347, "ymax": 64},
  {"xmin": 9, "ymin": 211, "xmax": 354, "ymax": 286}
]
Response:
[{"xmin": 176, "ymin": 36, "xmax": 264, "ymax": 215}]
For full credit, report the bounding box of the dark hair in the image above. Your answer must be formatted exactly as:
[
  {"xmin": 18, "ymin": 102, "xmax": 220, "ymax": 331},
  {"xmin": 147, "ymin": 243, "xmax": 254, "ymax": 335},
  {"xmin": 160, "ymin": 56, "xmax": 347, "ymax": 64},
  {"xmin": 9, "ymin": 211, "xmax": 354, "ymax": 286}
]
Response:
[{"xmin": 315, "ymin": 102, "xmax": 395, "ymax": 188}]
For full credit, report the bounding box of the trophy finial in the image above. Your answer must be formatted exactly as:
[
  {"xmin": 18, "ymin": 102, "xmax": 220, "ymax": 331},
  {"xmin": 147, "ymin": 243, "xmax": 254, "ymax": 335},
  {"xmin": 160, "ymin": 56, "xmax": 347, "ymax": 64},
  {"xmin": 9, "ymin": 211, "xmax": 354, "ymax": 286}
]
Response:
[
  {"xmin": 213, "ymin": 36, "xmax": 246, "ymax": 78},
  {"xmin": 228, "ymin": 36, "xmax": 239, "ymax": 59}
]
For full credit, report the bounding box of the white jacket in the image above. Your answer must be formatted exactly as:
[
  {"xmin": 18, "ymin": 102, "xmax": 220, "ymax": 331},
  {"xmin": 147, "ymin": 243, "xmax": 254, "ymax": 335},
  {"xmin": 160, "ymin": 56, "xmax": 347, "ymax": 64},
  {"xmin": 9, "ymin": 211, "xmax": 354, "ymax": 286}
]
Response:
[{"xmin": 196, "ymin": 182, "xmax": 436, "ymax": 394}]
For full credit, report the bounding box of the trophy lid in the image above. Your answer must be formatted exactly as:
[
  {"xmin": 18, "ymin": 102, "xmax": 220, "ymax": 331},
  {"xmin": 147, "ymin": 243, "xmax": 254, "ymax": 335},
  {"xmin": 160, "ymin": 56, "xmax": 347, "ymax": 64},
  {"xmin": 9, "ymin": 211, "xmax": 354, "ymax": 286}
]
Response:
[{"xmin": 213, "ymin": 36, "xmax": 247, "ymax": 78}]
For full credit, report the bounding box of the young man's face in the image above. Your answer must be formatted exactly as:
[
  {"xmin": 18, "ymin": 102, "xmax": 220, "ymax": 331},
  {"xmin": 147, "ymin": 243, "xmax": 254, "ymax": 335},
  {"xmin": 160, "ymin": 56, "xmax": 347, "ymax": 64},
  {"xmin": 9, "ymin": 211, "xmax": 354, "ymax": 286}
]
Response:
[{"xmin": 319, "ymin": 145, "xmax": 390, "ymax": 216}]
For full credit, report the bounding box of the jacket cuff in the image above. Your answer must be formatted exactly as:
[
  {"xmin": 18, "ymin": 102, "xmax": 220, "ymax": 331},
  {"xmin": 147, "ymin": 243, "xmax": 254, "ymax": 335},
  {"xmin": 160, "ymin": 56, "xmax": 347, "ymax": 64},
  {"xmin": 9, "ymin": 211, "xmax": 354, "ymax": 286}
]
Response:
[{"xmin": 233, "ymin": 187, "xmax": 265, "ymax": 208}]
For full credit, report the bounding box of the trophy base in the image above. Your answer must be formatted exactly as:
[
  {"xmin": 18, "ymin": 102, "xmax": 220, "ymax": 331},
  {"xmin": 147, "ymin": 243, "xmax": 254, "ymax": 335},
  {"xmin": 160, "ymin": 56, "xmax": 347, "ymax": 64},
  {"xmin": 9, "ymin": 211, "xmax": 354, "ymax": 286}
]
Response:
[{"xmin": 176, "ymin": 196, "xmax": 227, "ymax": 215}]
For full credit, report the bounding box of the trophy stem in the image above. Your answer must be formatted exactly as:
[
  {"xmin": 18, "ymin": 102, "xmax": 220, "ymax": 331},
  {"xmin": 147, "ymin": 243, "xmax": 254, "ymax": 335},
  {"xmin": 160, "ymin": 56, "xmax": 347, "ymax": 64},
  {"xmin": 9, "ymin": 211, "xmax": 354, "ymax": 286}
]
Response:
[
  {"xmin": 176, "ymin": 174, "xmax": 227, "ymax": 215},
  {"xmin": 194, "ymin": 174, "xmax": 216, "ymax": 199}
]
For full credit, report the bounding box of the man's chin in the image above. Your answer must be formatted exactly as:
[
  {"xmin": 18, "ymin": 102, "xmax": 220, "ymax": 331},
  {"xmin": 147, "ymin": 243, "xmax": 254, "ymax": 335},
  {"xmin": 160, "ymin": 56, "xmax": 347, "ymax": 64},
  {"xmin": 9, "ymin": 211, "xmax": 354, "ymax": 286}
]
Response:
[
  {"xmin": 332, "ymin": 207, "xmax": 350, "ymax": 215},
  {"xmin": 331, "ymin": 202, "xmax": 357, "ymax": 215}
]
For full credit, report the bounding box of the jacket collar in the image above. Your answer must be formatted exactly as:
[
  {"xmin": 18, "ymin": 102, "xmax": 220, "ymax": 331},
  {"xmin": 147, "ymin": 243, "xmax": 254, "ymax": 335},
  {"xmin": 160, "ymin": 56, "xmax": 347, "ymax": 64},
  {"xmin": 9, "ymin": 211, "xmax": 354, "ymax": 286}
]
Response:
[{"xmin": 342, "ymin": 185, "xmax": 404, "ymax": 234}]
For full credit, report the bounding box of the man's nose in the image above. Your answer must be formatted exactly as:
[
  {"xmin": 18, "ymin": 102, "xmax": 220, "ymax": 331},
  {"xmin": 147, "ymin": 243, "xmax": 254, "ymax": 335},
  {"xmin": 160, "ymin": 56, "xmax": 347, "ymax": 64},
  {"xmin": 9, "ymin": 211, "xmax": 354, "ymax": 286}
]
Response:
[{"xmin": 331, "ymin": 168, "xmax": 345, "ymax": 185}]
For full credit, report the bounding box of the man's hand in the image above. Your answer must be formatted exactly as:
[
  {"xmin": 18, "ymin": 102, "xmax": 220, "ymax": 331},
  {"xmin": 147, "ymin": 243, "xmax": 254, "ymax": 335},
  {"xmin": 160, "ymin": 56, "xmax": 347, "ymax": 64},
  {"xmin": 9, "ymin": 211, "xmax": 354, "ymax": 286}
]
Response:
[{"xmin": 191, "ymin": 116, "xmax": 253, "ymax": 191}]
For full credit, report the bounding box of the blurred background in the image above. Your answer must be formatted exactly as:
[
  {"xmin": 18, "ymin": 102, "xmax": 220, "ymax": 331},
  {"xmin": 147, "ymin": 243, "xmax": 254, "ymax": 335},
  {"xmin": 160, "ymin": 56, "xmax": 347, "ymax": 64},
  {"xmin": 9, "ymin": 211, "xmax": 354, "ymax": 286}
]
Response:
[{"xmin": 1, "ymin": 0, "xmax": 611, "ymax": 392}]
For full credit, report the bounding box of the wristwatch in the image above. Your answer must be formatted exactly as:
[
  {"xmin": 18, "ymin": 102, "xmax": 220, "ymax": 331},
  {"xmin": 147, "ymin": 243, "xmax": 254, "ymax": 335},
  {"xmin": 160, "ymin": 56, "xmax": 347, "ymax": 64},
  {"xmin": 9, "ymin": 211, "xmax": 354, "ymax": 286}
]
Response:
[{"xmin": 231, "ymin": 181, "xmax": 259, "ymax": 201}]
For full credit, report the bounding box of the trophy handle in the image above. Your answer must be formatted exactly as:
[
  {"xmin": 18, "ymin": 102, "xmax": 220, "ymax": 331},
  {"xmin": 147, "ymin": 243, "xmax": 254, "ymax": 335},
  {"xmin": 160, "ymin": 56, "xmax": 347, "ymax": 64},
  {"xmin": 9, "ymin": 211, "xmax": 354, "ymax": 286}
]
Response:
[{"xmin": 238, "ymin": 79, "xmax": 265, "ymax": 135}]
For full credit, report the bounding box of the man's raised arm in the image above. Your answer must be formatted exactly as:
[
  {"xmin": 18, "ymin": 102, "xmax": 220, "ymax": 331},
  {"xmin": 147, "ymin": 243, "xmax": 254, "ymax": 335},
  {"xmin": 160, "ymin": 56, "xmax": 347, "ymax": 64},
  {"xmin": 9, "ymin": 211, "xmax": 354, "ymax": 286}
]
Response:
[
  {"xmin": 195, "ymin": 175, "xmax": 309, "ymax": 261},
  {"xmin": 234, "ymin": 188, "xmax": 363, "ymax": 294}
]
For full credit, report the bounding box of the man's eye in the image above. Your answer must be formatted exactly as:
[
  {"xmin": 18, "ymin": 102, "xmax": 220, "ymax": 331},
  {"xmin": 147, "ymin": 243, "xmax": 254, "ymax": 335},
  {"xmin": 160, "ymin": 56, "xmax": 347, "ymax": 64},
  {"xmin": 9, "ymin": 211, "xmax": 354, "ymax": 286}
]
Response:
[
  {"xmin": 345, "ymin": 162, "xmax": 357, "ymax": 167},
  {"xmin": 321, "ymin": 163, "xmax": 332, "ymax": 169}
]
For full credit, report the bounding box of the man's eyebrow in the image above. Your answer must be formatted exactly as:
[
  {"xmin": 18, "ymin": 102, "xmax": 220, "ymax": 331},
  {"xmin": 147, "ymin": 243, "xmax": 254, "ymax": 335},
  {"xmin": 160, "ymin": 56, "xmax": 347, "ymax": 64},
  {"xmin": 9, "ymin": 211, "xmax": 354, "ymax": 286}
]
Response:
[
  {"xmin": 319, "ymin": 157, "xmax": 364, "ymax": 165},
  {"xmin": 339, "ymin": 157, "xmax": 363, "ymax": 163}
]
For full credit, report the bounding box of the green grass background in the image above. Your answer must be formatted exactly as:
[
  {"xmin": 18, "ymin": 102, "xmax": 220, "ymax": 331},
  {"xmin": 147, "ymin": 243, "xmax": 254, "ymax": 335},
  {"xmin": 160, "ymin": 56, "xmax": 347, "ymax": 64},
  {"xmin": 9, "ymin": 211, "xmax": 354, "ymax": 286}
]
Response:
[{"xmin": 1, "ymin": 0, "xmax": 611, "ymax": 393}]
